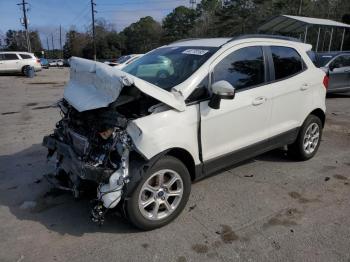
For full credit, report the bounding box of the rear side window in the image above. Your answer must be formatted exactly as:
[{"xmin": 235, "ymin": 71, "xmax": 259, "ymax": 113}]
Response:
[
  {"xmin": 271, "ymin": 46, "xmax": 303, "ymax": 80},
  {"xmin": 3, "ymin": 53, "xmax": 19, "ymax": 60},
  {"xmin": 213, "ymin": 46, "xmax": 265, "ymax": 91},
  {"xmin": 19, "ymin": 54, "xmax": 32, "ymax": 59}
]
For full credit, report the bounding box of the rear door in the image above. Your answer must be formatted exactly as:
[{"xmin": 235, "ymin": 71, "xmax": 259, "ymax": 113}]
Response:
[
  {"xmin": 267, "ymin": 46, "xmax": 312, "ymax": 137},
  {"xmin": 3, "ymin": 53, "xmax": 21, "ymax": 72},
  {"xmin": 328, "ymin": 55, "xmax": 350, "ymax": 90}
]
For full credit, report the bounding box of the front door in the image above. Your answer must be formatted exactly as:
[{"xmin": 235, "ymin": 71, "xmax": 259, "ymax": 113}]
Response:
[
  {"xmin": 328, "ymin": 54, "xmax": 350, "ymax": 90},
  {"xmin": 200, "ymin": 45, "xmax": 272, "ymax": 174}
]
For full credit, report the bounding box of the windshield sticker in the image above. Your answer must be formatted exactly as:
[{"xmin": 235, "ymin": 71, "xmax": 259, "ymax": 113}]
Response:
[{"xmin": 182, "ymin": 49, "xmax": 209, "ymax": 56}]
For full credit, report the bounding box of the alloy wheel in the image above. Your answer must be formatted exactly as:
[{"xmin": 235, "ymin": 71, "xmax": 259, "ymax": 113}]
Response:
[{"xmin": 138, "ymin": 169, "xmax": 184, "ymax": 221}]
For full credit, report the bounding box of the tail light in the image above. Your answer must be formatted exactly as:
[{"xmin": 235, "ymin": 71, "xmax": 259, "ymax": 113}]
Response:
[
  {"xmin": 322, "ymin": 74, "xmax": 329, "ymax": 89},
  {"xmin": 36, "ymin": 59, "xmax": 40, "ymax": 63}
]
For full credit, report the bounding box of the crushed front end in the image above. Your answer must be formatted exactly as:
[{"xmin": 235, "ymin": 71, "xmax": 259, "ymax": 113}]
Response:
[
  {"xmin": 42, "ymin": 56, "xmax": 182, "ymax": 225},
  {"xmin": 43, "ymin": 99, "xmax": 132, "ymax": 224}
]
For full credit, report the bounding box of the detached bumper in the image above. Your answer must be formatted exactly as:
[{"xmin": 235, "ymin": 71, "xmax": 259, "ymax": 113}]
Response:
[{"xmin": 42, "ymin": 135, "xmax": 113, "ymax": 183}]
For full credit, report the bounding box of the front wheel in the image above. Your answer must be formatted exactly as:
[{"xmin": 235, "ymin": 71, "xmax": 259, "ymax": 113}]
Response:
[
  {"xmin": 288, "ymin": 114, "xmax": 323, "ymax": 160},
  {"xmin": 125, "ymin": 156, "xmax": 191, "ymax": 230}
]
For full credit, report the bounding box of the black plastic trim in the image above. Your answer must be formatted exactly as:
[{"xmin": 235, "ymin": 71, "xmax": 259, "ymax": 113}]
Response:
[{"xmin": 195, "ymin": 127, "xmax": 299, "ymax": 180}]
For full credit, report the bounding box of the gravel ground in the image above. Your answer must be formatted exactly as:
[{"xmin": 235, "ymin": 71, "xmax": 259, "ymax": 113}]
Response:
[{"xmin": 0, "ymin": 68, "xmax": 349, "ymax": 262}]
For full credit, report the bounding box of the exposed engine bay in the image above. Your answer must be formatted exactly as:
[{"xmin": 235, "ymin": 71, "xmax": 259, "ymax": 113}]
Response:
[
  {"xmin": 43, "ymin": 85, "xmax": 163, "ymax": 224},
  {"xmin": 42, "ymin": 56, "xmax": 185, "ymax": 225}
]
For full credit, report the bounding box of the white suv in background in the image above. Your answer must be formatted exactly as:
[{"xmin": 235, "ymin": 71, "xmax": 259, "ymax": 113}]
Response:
[
  {"xmin": 0, "ymin": 51, "xmax": 42, "ymax": 74},
  {"xmin": 43, "ymin": 35, "xmax": 327, "ymax": 230}
]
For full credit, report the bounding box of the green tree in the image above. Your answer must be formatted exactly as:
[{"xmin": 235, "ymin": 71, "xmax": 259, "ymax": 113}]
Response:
[
  {"xmin": 162, "ymin": 6, "xmax": 199, "ymax": 43},
  {"xmin": 122, "ymin": 16, "xmax": 162, "ymax": 53},
  {"xmin": 4, "ymin": 30, "xmax": 42, "ymax": 52},
  {"xmin": 193, "ymin": 0, "xmax": 221, "ymax": 37},
  {"xmin": 63, "ymin": 29, "xmax": 90, "ymax": 58}
]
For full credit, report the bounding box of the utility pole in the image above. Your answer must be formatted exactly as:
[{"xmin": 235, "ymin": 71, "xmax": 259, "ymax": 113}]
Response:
[
  {"xmin": 59, "ymin": 25, "xmax": 63, "ymax": 59},
  {"xmin": 91, "ymin": 0, "xmax": 97, "ymax": 61},
  {"xmin": 51, "ymin": 34, "xmax": 54, "ymax": 58},
  {"xmin": 189, "ymin": 0, "xmax": 196, "ymax": 9},
  {"xmin": 17, "ymin": 0, "xmax": 31, "ymax": 52},
  {"xmin": 46, "ymin": 37, "xmax": 50, "ymax": 59}
]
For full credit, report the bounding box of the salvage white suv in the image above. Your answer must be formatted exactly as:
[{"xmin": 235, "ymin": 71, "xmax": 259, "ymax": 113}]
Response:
[{"xmin": 43, "ymin": 36, "xmax": 327, "ymax": 230}]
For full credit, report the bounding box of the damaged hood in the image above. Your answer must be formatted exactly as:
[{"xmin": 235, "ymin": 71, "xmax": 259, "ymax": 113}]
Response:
[{"xmin": 64, "ymin": 57, "xmax": 185, "ymax": 112}]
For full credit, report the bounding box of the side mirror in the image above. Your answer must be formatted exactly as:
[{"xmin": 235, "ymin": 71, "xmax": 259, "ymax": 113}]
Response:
[{"xmin": 208, "ymin": 80, "xmax": 235, "ymax": 109}]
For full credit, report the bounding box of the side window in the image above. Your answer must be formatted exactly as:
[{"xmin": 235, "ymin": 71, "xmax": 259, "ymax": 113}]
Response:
[
  {"xmin": 213, "ymin": 46, "xmax": 265, "ymax": 91},
  {"xmin": 19, "ymin": 54, "xmax": 32, "ymax": 59},
  {"xmin": 331, "ymin": 55, "xmax": 350, "ymax": 68},
  {"xmin": 3, "ymin": 53, "xmax": 19, "ymax": 60},
  {"xmin": 271, "ymin": 46, "xmax": 303, "ymax": 80}
]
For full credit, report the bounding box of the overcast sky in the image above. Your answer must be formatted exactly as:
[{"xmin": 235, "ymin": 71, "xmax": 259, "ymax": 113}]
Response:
[{"xmin": 0, "ymin": 0, "xmax": 190, "ymax": 49}]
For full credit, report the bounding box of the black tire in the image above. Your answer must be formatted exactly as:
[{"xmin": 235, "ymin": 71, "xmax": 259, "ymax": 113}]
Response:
[
  {"xmin": 22, "ymin": 65, "xmax": 30, "ymax": 76},
  {"xmin": 125, "ymin": 156, "xmax": 191, "ymax": 230},
  {"xmin": 288, "ymin": 114, "xmax": 323, "ymax": 161}
]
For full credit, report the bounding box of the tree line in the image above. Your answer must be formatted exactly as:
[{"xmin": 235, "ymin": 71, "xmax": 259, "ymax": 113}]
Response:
[{"xmin": 2, "ymin": 0, "xmax": 350, "ymax": 59}]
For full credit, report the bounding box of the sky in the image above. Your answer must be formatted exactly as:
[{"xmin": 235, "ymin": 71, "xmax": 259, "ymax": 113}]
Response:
[{"xmin": 0, "ymin": 0, "xmax": 190, "ymax": 49}]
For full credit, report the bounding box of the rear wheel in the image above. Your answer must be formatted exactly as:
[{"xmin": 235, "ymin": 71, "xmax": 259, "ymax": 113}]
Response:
[
  {"xmin": 21, "ymin": 65, "xmax": 30, "ymax": 76},
  {"xmin": 288, "ymin": 115, "xmax": 322, "ymax": 160},
  {"xmin": 125, "ymin": 156, "xmax": 191, "ymax": 230}
]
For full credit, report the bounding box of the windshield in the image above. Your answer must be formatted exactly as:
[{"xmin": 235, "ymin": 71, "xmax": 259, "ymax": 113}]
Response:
[
  {"xmin": 122, "ymin": 46, "xmax": 219, "ymax": 90},
  {"xmin": 116, "ymin": 55, "xmax": 132, "ymax": 64}
]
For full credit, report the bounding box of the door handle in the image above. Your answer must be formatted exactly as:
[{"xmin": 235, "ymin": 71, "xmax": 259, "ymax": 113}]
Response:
[
  {"xmin": 252, "ymin": 96, "xmax": 266, "ymax": 106},
  {"xmin": 300, "ymin": 83, "xmax": 309, "ymax": 91}
]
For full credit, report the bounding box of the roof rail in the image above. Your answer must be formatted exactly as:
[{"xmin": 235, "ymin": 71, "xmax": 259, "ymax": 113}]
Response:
[
  {"xmin": 224, "ymin": 34, "xmax": 302, "ymax": 46},
  {"xmin": 170, "ymin": 38, "xmax": 200, "ymax": 44}
]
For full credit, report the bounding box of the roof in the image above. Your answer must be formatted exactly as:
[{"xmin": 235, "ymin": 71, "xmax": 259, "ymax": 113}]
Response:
[
  {"xmin": 259, "ymin": 15, "xmax": 350, "ymax": 33},
  {"xmin": 0, "ymin": 51, "xmax": 33, "ymax": 54},
  {"xmin": 169, "ymin": 35, "xmax": 309, "ymax": 48},
  {"xmin": 169, "ymin": 38, "xmax": 231, "ymax": 47}
]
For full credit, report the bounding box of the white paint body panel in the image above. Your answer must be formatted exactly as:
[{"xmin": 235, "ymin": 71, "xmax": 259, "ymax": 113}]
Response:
[
  {"xmin": 0, "ymin": 51, "xmax": 41, "ymax": 73},
  {"xmin": 127, "ymin": 105, "xmax": 201, "ymax": 164},
  {"xmin": 127, "ymin": 38, "xmax": 326, "ymax": 164}
]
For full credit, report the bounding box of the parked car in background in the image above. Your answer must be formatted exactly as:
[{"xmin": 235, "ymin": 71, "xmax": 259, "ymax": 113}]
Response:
[
  {"xmin": 48, "ymin": 59, "xmax": 57, "ymax": 67},
  {"xmin": 57, "ymin": 59, "xmax": 64, "ymax": 67},
  {"xmin": 318, "ymin": 52, "xmax": 350, "ymax": 93},
  {"xmin": 127, "ymin": 55, "xmax": 174, "ymax": 79},
  {"xmin": 104, "ymin": 54, "xmax": 143, "ymax": 69},
  {"xmin": 48, "ymin": 59, "xmax": 64, "ymax": 67},
  {"xmin": 43, "ymin": 36, "xmax": 327, "ymax": 230},
  {"xmin": 0, "ymin": 52, "xmax": 41, "ymax": 74},
  {"xmin": 40, "ymin": 58, "xmax": 49, "ymax": 69}
]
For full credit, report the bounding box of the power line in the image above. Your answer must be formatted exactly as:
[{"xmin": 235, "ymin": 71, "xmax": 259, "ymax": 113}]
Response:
[
  {"xmin": 68, "ymin": 4, "xmax": 91, "ymax": 26},
  {"xmin": 17, "ymin": 0, "xmax": 31, "ymax": 52}
]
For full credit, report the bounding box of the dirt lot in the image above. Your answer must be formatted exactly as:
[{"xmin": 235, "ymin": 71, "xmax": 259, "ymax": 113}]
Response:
[{"xmin": 0, "ymin": 68, "xmax": 349, "ymax": 262}]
